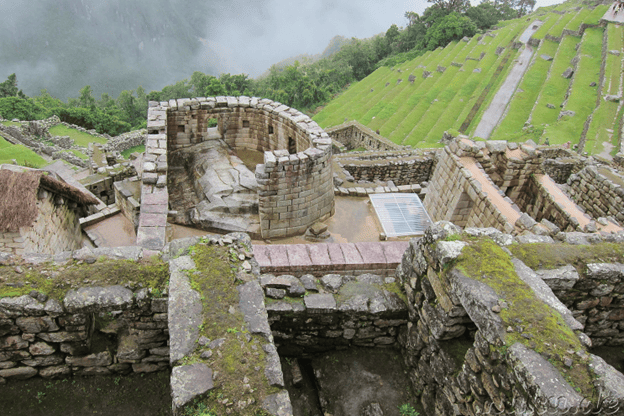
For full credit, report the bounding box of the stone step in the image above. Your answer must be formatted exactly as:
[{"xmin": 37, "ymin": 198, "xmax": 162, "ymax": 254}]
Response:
[{"xmin": 253, "ymin": 241, "xmax": 409, "ymax": 277}]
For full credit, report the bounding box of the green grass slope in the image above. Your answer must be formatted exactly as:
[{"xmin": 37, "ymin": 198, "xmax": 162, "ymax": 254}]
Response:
[{"xmin": 314, "ymin": 1, "xmax": 615, "ymax": 154}]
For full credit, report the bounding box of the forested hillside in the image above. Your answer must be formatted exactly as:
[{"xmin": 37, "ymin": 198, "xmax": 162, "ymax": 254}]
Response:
[{"xmin": 0, "ymin": 0, "xmax": 532, "ymax": 136}]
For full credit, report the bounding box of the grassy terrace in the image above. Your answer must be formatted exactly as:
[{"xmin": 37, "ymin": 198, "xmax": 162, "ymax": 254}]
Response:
[
  {"xmin": 564, "ymin": 7, "xmax": 592, "ymax": 33},
  {"xmin": 583, "ymin": 24, "xmax": 623, "ymax": 155},
  {"xmin": 459, "ymin": 19, "xmax": 527, "ymax": 136},
  {"xmin": 530, "ymin": 35, "xmax": 578, "ymax": 128},
  {"xmin": 376, "ymin": 40, "xmax": 476, "ymax": 139},
  {"xmin": 411, "ymin": 34, "xmax": 513, "ymax": 146},
  {"xmin": 548, "ymin": 10, "xmax": 576, "ymax": 39},
  {"xmin": 532, "ymin": 12, "xmax": 564, "ymax": 39},
  {"xmin": 491, "ymin": 40, "xmax": 558, "ymax": 141},
  {"xmin": 48, "ymin": 124, "xmax": 107, "ymax": 147},
  {"xmin": 0, "ymin": 135, "xmax": 48, "ymax": 168},
  {"xmin": 544, "ymin": 27, "xmax": 603, "ymax": 145}
]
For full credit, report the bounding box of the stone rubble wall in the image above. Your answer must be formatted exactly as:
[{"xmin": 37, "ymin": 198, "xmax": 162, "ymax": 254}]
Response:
[
  {"xmin": 103, "ymin": 129, "xmax": 146, "ymax": 153},
  {"xmin": 264, "ymin": 273, "xmax": 408, "ymax": 356},
  {"xmin": 395, "ymin": 222, "xmax": 624, "ymax": 416},
  {"xmin": 334, "ymin": 151, "xmax": 436, "ymax": 186},
  {"xmin": 0, "ymin": 250, "xmax": 169, "ymax": 383},
  {"xmin": 324, "ymin": 121, "xmax": 403, "ymax": 152},
  {"xmin": 567, "ymin": 165, "xmax": 624, "ymax": 225},
  {"xmin": 423, "ymin": 142, "xmax": 516, "ymax": 233},
  {"xmin": 0, "ymin": 189, "xmax": 84, "ymax": 256},
  {"xmin": 536, "ymin": 262, "xmax": 624, "ymax": 347},
  {"xmin": 515, "ymin": 175, "xmax": 580, "ymax": 232},
  {"xmin": 542, "ymin": 158, "xmax": 585, "ymax": 184}
]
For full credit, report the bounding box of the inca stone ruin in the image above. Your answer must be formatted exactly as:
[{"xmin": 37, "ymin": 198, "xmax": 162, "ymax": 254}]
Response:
[{"xmin": 1, "ymin": 94, "xmax": 624, "ymax": 416}]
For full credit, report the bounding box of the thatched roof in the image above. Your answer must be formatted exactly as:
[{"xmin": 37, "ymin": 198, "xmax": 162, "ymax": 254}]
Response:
[{"xmin": 0, "ymin": 169, "xmax": 98, "ymax": 233}]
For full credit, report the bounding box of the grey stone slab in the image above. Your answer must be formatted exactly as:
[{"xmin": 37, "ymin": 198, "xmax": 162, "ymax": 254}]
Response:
[
  {"xmin": 446, "ymin": 268, "xmax": 505, "ymax": 345},
  {"xmin": 320, "ymin": 274, "xmax": 343, "ymax": 293},
  {"xmin": 91, "ymin": 246, "xmax": 143, "ymax": 261},
  {"xmin": 304, "ymin": 294, "xmax": 336, "ymax": 313},
  {"xmin": 0, "ymin": 296, "xmax": 46, "ymax": 316},
  {"xmin": 263, "ymin": 343, "xmax": 285, "ymax": 387},
  {"xmin": 238, "ymin": 281, "xmax": 272, "ymax": 340},
  {"xmin": 262, "ymin": 390, "xmax": 293, "ymax": 416},
  {"xmin": 508, "ymin": 343, "xmax": 584, "ymax": 414},
  {"xmin": 168, "ymin": 258, "xmax": 202, "ymax": 363},
  {"xmin": 513, "ymin": 259, "xmax": 583, "ymax": 331},
  {"xmin": 535, "ymin": 265, "xmax": 579, "ymax": 290},
  {"xmin": 589, "ymin": 354, "xmax": 624, "ymax": 409},
  {"xmin": 63, "ymin": 286, "xmax": 134, "ymax": 313},
  {"xmin": 171, "ymin": 363, "xmax": 214, "ymax": 410}
]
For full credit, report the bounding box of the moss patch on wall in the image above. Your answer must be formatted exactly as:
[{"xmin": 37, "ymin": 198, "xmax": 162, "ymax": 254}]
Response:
[
  {"xmin": 455, "ymin": 239, "xmax": 597, "ymax": 400},
  {"xmin": 509, "ymin": 242, "xmax": 624, "ymax": 272},
  {"xmin": 181, "ymin": 243, "xmax": 277, "ymax": 415},
  {"xmin": 0, "ymin": 257, "xmax": 169, "ymax": 301}
]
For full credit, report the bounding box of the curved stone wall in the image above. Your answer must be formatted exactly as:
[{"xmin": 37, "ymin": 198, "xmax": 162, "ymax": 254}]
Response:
[{"xmin": 141, "ymin": 97, "xmax": 334, "ymax": 247}]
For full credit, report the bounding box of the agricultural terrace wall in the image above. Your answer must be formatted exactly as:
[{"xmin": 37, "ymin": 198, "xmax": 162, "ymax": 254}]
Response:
[
  {"xmin": 567, "ymin": 166, "xmax": 624, "ymax": 224},
  {"xmin": 395, "ymin": 222, "xmax": 624, "ymax": 416},
  {"xmin": 0, "ymin": 189, "xmax": 84, "ymax": 256},
  {"xmin": 325, "ymin": 121, "xmax": 402, "ymax": 152}
]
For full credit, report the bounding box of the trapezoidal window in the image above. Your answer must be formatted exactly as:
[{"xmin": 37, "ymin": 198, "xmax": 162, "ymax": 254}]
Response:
[
  {"xmin": 268, "ymin": 125, "xmax": 274, "ymax": 134},
  {"xmin": 243, "ymin": 120, "xmax": 250, "ymax": 128},
  {"xmin": 288, "ymin": 137, "xmax": 296, "ymax": 154},
  {"xmin": 207, "ymin": 118, "xmax": 218, "ymax": 128},
  {"xmin": 177, "ymin": 125, "xmax": 185, "ymax": 133}
]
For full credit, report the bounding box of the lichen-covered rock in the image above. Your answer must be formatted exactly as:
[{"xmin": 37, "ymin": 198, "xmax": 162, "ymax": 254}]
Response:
[
  {"xmin": 262, "ymin": 391, "xmax": 293, "ymax": 416},
  {"xmin": 168, "ymin": 256, "xmax": 202, "ymax": 364},
  {"xmin": 0, "ymin": 296, "xmax": 46, "ymax": 316},
  {"xmin": 63, "ymin": 286, "xmax": 134, "ymax": 313},
  {"xmin": 238, "ymin": 280, "xmax": 272, "ymax": 340},
  {"xmin": 171, "ymin": 363, "xmax": 214, "ymax": 410},
  {"xmin": 508, "ymin": 343, "xmax": 584, "ymax": 414}
]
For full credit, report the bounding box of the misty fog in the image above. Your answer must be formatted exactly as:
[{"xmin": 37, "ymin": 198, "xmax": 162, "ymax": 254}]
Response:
[{"xmin": 0, "ymin": 0, "xmax": 561, "ymax": 100}]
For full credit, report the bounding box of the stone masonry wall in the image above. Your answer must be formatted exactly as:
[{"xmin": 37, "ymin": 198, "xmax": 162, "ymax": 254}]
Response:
[
  {"xmin": 325, "ymin": 121, "xmax": 402, "ymax": 152},
  {"xmin": 0, "ymin": 189, "xmax": 84, "ymax": 256},
  {"xmin": 535, "ymin": 262, "xmax": 624, "ymax": 347},
  {"xmin": 567, "ymin": 165, "xmax": 624, "ymax": 225},
  {"xmin": 148, "ymin": 96, "xmax": 335, "ymax": 242},
  {"xmin": 263, "ymin": 273, "xmax": 408, "ymax": 356},
  {"xmin": 515, "ymin": 175, "xmax": 579, "ymax": 232},
  {"xmin": 0, "ymin": 281, "xmax": 168, "ymax": 381},
  {"xmin": 395, "ymin": 222, "xmax": 624, "ymax": 416},
  {"xmin": 337, "ymin": 153, "xmax": 436, "ymax": 186},
  {"xmin": 423, "ymin": 143, "xmax": 515, "ymax": 233}
]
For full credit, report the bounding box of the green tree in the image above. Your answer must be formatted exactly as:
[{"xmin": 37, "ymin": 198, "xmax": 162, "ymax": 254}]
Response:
[
  {"xmin": 33, "ymin": 89, "xmax": 64, "ymax": 110},
  {"xmin": 78, "ymin": 85, "xmax": 96, "ymax": 109},
  {"xmin": 424, "ymin": 12, "xmax": 477, "ymax": 50}
]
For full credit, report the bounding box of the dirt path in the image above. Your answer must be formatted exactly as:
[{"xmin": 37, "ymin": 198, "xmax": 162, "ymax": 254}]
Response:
[{"xmin": 472, "ymin": 21, "xmax": 544, "ymax": 140}]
